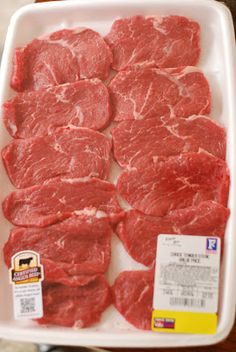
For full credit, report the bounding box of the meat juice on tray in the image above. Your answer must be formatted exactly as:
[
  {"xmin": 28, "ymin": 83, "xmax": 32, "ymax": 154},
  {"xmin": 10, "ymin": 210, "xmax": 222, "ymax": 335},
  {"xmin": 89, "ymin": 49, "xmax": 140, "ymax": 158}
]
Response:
[{"xmin": 1, "ymin": 14, "xmax": 230, "ymax": 330}]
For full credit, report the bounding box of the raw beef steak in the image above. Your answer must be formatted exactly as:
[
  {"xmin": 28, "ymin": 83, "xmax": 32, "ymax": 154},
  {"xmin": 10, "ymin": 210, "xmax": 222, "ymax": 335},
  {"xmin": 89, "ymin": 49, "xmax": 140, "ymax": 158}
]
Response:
[
  {"xmin": 42, "ymin": 271, "xmax": 99, "ymax": 287},
  {"xmin": 4, "ymin": 80, "xmax": 111, "ymax": 138},
  {"xmin": 4, "ymin": 216, "xmax": 112, "ymax": 277},
  {"xmin": 37, "ymin": 275, "xmax": 111, "ymax": 327},
  {"xmin": 112, "ymin": 270, "xmax": 154, "ymax": 330},
  {"xmin": 105, "ymin": 15, "xmax": 200, "ymax": 70},
  {"xmin": 109, "ymin": 66, "xmax": 211, "ymax": 121},
  {"xmin": 2, "ymin": 127, "xmax": 111, "ymax": 188},
  {"xmin": 11, "ymin": 28, "xmax": 112, "ymax": 91},
  {"xmin": 116, "ymin": 201, "xmax": 229, "ymax": 267},
  {"xmin": 3, "ymin": 178, "xmax": 122, "ymax": 227},
  {"xmin": 117, "ymin": 152, "xmax": 229, "ymax": 217},
  {"xmin": 112, "ymin": 115, "xmax": 226, "ymax": 168}
]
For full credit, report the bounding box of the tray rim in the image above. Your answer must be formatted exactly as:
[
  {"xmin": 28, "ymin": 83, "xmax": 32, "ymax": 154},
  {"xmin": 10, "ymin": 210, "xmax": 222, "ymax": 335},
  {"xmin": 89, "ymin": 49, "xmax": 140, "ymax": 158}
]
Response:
[{"xmin": 0, "ymin": 0, "xmax": 236, "ymax": 347}]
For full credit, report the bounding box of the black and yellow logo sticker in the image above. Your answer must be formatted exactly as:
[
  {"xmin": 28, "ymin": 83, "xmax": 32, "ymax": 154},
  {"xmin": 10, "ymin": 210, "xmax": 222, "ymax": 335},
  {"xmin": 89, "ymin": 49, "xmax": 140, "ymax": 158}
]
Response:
[{"xmin": 10, "ymin": 251, "xmax": 44, "ymax": 285}]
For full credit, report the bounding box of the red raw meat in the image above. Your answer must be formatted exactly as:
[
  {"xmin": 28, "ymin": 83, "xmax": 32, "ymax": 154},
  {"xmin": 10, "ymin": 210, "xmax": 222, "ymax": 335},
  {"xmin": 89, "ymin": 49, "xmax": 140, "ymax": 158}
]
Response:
[
  {"xmin": 42, "ymin": 269, "xmax": 99, "ymax": 287},
  {"xmin": 3, "ymin": 178, "xmax": 122, "ymax": 227},
  {"xmin": 117, "ymin": 152, "xmax": 229, "ymax": 217},
  {"xmin": 109, "ymin": 66, "xmax": 211, "ymax": 121},
  {"xmin": 112, "ymin": 270, "xmax": 154, "ymax": 330},
  {"xmin": 37, "ymin": 275, "xmax": 111, "ymax": 327},
  {"xmin": 112, "ymin": 115, "xmax": 226, "ymax": 168},
  {"xmin": 4, "ymin": 216, "xmax": 112, "ymax": 278},
  {"xmin": 2, "ymin": 127, "xmax": 111, "ymax": 188},
  {"xmin": 105, "ymin": 15, "xmax": 200, "ymax": 70},
  {"xmin": 116, "ymin": 201, "xmax": 229, "ymax": 267},
  {"xmin": 4, "ymin": 80, "xmax": 111, "ymax": 138},
  {"xmin": 11, "ymin": 28, "xmax": 112, "ymax": 91}
]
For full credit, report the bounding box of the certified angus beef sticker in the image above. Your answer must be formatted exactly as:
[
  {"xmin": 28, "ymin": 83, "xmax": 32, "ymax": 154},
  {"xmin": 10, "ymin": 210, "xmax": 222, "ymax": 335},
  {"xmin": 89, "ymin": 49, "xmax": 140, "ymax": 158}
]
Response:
[{"xmin": 10, "ymin": 251, "xmax": 44, "ymax": 319}]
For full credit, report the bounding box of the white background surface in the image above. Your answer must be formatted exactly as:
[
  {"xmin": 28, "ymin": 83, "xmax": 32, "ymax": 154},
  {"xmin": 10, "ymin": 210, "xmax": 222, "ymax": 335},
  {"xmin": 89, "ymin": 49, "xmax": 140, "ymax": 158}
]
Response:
[
  {"xmin": 0, "ymin": 0, "xmax": 33, "ymax": 50},
  {"xmin": 0, "ymin": 0, "xmax": 236, "ymax": 348}
]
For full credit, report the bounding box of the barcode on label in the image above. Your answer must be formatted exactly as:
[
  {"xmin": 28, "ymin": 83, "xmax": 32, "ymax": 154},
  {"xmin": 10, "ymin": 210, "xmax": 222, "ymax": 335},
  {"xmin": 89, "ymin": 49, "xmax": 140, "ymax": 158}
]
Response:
[
  {"xmin": 20, "ymin": 297, "xmax": 36, "ymax": 314},
  {"xmin": 169, "ymin": 297, "xmax": 205, "ymax": 308}
]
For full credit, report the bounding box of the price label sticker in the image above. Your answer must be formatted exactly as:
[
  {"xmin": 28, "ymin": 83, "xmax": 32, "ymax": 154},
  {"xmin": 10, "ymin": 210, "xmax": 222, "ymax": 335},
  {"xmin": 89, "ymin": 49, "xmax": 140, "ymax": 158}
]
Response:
[{"xmin": 152, "ymin": 235, "xmax": 220, "ymax": 334}]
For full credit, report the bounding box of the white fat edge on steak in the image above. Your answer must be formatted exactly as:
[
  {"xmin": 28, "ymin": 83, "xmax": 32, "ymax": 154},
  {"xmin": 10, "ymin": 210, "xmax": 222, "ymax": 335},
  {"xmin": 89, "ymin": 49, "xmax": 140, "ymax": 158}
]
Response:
[
  {"xmin": 154, "ymin": 66, "xmax": 201, "ymax": 98},
  {"xmin": 73, "ymin": 208, "xmax": 107, "ymax": 219},
  {"xmin": 116, "ymin": 194, "xmax": 132, "ymax": 212},
  {"xmin": 74, "ymin": 104, "xmax": 84, "ymax": 124},
  {"xmin": 7, "ymin": 121, "xmax": 17, "ymax": 136},
  {"xmin": 188, "ymin": 114, "xmax": 225, "ymax": 128},
  {"xmin": 38, "ymin": 27, "xmax": 88, "ymax": 54},
  {"xmin": 60, "ymin": 175, "xmax": 98, "ymax": 183}
]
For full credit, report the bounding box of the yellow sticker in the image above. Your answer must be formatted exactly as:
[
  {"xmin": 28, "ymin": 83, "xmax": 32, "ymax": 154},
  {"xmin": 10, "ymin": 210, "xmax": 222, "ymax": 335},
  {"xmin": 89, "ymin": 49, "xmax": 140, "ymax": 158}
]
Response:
[{"xmin": 152, "ymin": 310, "xmax": 217, "ymax": 334}]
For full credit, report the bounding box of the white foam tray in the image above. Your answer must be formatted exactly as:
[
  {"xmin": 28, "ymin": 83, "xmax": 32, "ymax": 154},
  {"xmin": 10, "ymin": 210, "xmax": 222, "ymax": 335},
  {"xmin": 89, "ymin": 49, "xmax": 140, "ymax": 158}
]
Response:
[{"xmin": 0, "ymin": 0, "xmax": 236, "ymax": 348}]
